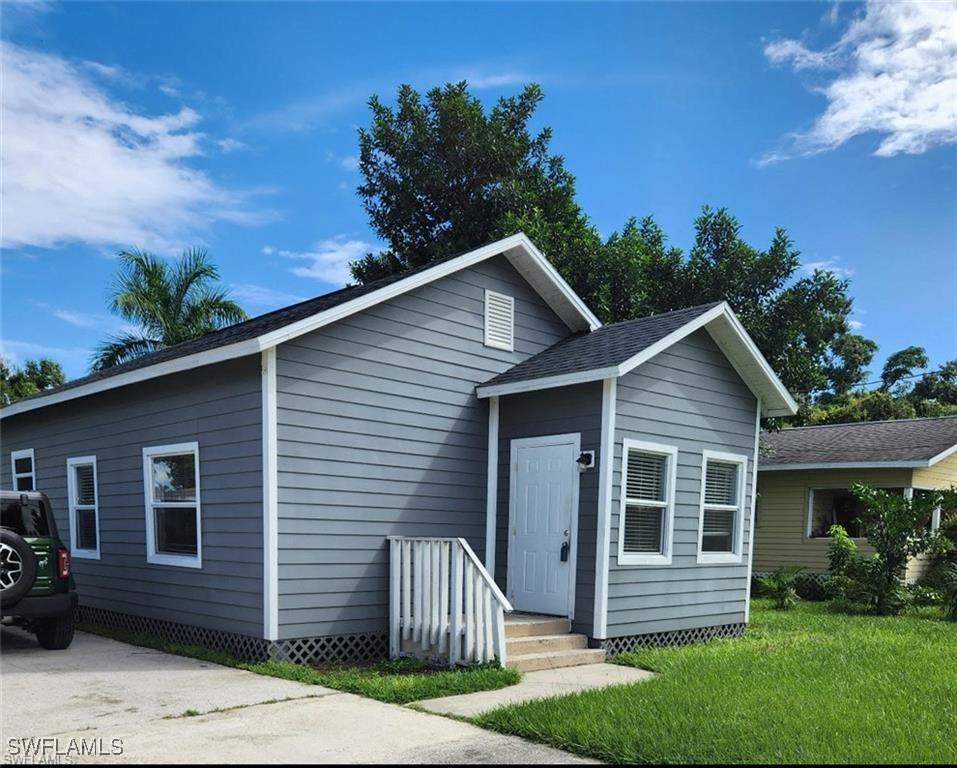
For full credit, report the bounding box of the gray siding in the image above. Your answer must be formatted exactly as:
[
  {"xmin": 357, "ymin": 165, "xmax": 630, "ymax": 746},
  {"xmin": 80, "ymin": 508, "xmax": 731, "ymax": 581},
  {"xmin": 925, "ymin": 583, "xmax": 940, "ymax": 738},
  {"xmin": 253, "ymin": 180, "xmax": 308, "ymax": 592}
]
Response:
[
  {"xmin": 0, "ymin": 357, "xmax": 265, "ymax": 637},
  {"xmin": 275, "ymin": 255, "xmax": 571, "ymax": 640},
  {"xmin": 607, "ymin": 330, "xmax": 757, "ymax": 638},
  {"xmin": 495, "ymin": 383, "xmax": 602, "ymax": 634}
]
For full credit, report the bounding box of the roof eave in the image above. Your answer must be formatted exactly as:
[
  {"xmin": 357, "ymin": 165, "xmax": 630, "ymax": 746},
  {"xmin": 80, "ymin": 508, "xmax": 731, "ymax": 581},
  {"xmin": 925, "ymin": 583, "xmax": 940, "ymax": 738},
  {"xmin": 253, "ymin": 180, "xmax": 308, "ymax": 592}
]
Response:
[{"xmin": 758, "ymin": 460, "xmax": 931, "ymax": 472}]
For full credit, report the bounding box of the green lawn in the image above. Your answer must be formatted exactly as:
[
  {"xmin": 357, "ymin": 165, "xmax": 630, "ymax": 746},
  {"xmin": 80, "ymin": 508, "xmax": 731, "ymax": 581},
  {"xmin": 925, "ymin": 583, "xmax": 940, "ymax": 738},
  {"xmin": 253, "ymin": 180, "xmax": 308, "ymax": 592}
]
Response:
[
  {"xmin": 80, "ymin": 624, "xmax": 518, "ymax": 705},
  {"xmin": 474, "ymin": 601, "xmax": 957, "ymax": 764}
]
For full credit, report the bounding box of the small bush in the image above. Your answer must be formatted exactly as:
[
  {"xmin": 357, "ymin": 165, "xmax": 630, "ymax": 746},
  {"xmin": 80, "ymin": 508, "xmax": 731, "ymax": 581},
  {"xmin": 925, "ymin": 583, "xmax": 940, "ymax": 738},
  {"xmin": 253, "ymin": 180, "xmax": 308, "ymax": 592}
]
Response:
[
  {"xmin": 757, "ymin": 566, "xmax": 805, "ymax": 610},
  {"xmin": 940, "ymin": 563, "xmax": 957, "ymax": 622},
  {"xmin": 793, "ymin": 572, "xmax": 828, "ymax": 601},
  {"xmin": 907, "ymin": 584, "xmax": 943, "ymax": 608}
]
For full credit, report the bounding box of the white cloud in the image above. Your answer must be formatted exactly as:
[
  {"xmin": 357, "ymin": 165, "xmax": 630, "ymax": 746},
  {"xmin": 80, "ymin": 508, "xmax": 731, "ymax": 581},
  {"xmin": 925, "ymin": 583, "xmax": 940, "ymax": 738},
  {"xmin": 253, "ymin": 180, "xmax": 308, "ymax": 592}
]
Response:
[
  {"xmin": 455, "ymin": 70, "xmax": 533, "ymax": 89},
  {"xmin": 217, "ymin": 138, "xmax": 247, "ymax": 154},
  {"xmin": 263, "ymin": 236, "xmax": 374, "ymax": 285},
  {"xmin": 761, "ymin": 1, "xmax": 957, "ymax": 163},
  {"xmin": 229, "ymin": 283, "xmax": 307, "ymax": 308},
  {"xmin": 848, "ymin": 319, "xmax": 864, "ymax": 331},
  {"xmin": 0, "ymin": 338, "xmax": 91, "ymax": 375},
  {"xmin": 1, "ymin": 42, "xmax": 267, "ymax": 252},
  {"xmin": 339, "ymin": 155, "xmax": 359, "ymax": 171},
  {"xmin": 802, "ymin": 259, "xmax": 855, "ymax": 278}
]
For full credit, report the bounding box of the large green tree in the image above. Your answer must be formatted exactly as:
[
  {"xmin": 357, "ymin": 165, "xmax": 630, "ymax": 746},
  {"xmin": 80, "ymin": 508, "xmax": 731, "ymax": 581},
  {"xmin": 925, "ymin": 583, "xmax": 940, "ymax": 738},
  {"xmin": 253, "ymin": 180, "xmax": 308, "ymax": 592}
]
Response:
[
  {"xmin": 351, "ymin": 81, "xmax": 867, "ymax": 408},
  {"xmin": 880, "ymin": 345, "xmax": 929, "ymax": 392},
  {"xmin": 0, "ymin": 358, "xmax": 65, "ymax": 405},
  {"xmin": 351, "ymin": 82, "xmax": 598, "ymax": 287},
  {"xmin": 92, "ymin": 248, "xmax": 248, "ymax": 371}
]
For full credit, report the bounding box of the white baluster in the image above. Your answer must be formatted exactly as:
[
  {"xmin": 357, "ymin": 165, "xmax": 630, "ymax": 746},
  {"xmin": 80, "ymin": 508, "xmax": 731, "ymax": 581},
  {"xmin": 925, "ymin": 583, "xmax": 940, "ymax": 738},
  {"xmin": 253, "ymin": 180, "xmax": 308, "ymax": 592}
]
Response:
[
  {"xmin": 389, "ymin": 539, "xmax": 400, "ymax": 658},
  {"xmin": 413, "ymin": 540, "xmax": 423, "ymax": 643},
  {"xmin": 430, "ymin": 541, "xmax": 441, "ymax": 647},
  {"xmin": 449, "ymin": 544, "xmax": 463, "ymax": 666},
  {"xmin": 483, "ymin": 587, "xmax": 493, "ymax": 664},
  {"xmin": 464, "ymin": 559, "xmax": 475, "ymax": 662},
  {"xmin": 494, "ymin": 604, "xmax": 507, "ymax": 666},
  {"xmin": 421, "ymin": 541, "xmax": 432, "ymax": 651},
  {"xmin": 401, "ymin": 540, "xmax": 411, "ymax": 641},
  {"xmin": 438, "ymin": 541, "xmax": 450, "ymax": 654},
  {"xmin": 473, "ymin": 572, "xmax": 485, "ymax": 662}
]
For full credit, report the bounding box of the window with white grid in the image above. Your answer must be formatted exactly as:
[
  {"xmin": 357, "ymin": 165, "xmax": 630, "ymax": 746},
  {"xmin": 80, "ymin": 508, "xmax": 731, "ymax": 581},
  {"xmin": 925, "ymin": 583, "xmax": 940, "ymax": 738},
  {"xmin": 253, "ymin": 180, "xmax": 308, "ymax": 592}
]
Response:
[
  {"xmin": 697, "ymin": 450, "xmax": 747, "ymax": 564},
  {"xmin": 618, "ymin": 440, "xmax": 677, "ymax": 566}
]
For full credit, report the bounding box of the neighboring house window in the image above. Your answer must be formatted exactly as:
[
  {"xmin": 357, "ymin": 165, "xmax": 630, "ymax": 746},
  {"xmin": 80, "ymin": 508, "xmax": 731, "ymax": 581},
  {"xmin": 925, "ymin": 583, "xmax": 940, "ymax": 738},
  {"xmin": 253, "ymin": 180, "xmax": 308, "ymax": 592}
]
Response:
[
  {"xmin": 67, "ymin": 456, "xmax": 100, "ymax": 559},
  {"xmin": 697, "ymin": 450, "xmax": 747, "ymax": 564},
  {"xmin": 143, "ymin": 442, "xmax": 202, "ymax": 568},
  {"xmin": 618, "ymin": 440, "xmax": 677, "ymax": 566},
  {"xmin": 11, "ymin": 449, "xmax": 36, "ymax": 491},
  {"xmin": 806, "ymin": 488, "xmax": 903, "ymax": 539},
  {"xmin": 484, "ymin": 290, "xmax": 514, "ymax": 351}
]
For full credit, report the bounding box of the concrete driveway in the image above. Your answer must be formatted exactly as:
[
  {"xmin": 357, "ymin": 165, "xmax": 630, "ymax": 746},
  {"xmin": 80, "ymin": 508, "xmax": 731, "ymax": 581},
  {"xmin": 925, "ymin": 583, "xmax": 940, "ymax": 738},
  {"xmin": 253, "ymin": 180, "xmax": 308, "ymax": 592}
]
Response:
[{"xmin": 1, "ymin": 628, "xmax": 594, "ymax": 764}]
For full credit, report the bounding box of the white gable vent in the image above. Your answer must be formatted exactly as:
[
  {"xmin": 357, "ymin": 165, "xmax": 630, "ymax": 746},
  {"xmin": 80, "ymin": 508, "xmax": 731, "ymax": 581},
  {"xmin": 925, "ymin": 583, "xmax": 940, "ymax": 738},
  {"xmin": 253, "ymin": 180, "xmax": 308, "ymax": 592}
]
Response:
[{"xmin": 484, "ymin": 290, "xmax": 515, "ymax": 351}]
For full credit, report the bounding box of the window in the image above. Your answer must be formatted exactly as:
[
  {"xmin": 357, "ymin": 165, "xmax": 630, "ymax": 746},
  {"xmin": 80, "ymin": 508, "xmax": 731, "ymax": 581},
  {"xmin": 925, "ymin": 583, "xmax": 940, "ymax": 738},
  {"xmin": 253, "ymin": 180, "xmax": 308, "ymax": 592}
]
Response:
[
  {"xmin": 697, "ymin": 450, "xmax": 747, "ymax": 564},
  {"xmin": 11, "ymin": 449, "xmax": 35, "ymax": 491},
  {"xmin": 806, "ymin": 488, "xmax": 904, "ymax": 539},
  {"xmin": 618, "ymin": 440, "xmax": 677, "ymax": 566},
  {"xmin": 484, "ymin": 290, "xmax": 514, "ymax": 351},
  {"xmin": 66, "ymin": 457, "xmax": 100, "ymax": 559},
  {"xmin": 143, "ymin": 443, "xmax": 201, "ymax": 568}
]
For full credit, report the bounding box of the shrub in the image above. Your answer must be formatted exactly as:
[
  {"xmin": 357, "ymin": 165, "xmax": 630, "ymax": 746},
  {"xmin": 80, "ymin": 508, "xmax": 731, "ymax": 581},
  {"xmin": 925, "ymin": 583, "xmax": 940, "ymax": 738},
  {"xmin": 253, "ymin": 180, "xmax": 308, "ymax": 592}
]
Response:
[
  {"xmin": 827, "ymin": 524, "xmax": 857, "ymax": 576},
  {"xmin": 757, "ymin": 566, "xmax": 805, "ymax": 610},
  {"xmin": 907, "ymin": 584, "xmax": 943, "ymax": 608},
  {"xmin": 941, "ymin": 563, "xmax": 957, "ymax": 622},
  {"xmin": 793, "ymin": 572, "xmax": 828, "ymax": 602}
]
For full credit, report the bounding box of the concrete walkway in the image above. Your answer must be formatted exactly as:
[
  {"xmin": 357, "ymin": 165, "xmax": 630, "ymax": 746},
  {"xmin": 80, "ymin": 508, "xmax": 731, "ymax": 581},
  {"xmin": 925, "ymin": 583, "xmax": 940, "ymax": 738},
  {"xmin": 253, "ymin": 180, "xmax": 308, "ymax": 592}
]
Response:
[
  {"xmin": 1, "ymin": 628, "xmax": 597, "ymax": 764},
  {"xmin": 416, "ymin": 663, "xmax": 654, "ymax": 718}
]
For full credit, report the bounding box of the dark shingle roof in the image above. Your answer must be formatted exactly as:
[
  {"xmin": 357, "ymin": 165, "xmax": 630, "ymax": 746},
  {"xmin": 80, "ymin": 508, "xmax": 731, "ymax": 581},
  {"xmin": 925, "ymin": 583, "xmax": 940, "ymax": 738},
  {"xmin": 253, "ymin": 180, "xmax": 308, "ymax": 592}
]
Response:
[
  {"xmin": 481, "ymin": 302, "xmax": 722, "ymax": 388},
  {"xmin": 761, "ymin": 416, "xmax": 957, "ymax": 467},
  {"xmin": 14, "ymin": 250, "xmax": 470, "ymax": 403}
]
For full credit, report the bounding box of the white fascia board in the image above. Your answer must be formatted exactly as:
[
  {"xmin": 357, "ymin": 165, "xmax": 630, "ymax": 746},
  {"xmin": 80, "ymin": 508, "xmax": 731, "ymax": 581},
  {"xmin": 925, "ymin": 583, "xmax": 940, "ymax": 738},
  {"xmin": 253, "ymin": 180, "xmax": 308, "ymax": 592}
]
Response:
[
  {"xmin": 927, "ymin": 443, "xmax": 957, "ymax": 467},
  {"xmin": 758, "ymin": 460, "xmax": 930, "ymax": 472},
  {"xmin": 0, "ymin": 338, "xmax": 263, "ymax": 419},
  {"xmin": 476, "ymin": 366, "xmax": 620, "ymax": 399}
]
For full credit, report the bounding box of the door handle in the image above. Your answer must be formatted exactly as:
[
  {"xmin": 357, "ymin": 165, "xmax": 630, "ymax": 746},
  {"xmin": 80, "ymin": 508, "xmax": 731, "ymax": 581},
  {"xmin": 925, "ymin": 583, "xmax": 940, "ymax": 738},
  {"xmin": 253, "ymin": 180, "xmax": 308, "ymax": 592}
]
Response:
[{"xmin": 560, "ymin": 541, "xmax": 569, "ymax": 562}]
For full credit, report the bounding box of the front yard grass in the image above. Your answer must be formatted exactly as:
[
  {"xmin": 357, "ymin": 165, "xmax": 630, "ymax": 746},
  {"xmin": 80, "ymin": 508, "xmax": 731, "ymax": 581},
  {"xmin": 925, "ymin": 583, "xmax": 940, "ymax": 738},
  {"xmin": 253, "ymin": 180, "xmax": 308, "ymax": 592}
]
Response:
[
  {"xmin": 473, "ymin": 600, "xmax": 957, "ymax": 764},
  {"xmin": 79, "ymin": 623, "xmax": 518, "ymax": 705}
]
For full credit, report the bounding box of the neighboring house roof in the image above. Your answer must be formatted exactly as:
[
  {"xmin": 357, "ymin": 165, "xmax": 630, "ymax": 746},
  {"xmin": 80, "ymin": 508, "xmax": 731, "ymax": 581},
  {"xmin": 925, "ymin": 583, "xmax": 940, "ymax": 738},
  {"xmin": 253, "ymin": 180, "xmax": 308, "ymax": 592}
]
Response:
[
  {"xmin": 759, "ymin": 416, "xmax": 957, "ymax": 470},
  {"xmin": 1, "ymin": 234, "xmax": 600, "ymax": 419},
  {"xmin": 476, "ymin": 301, "xmax": 798, "ymax": 417}
]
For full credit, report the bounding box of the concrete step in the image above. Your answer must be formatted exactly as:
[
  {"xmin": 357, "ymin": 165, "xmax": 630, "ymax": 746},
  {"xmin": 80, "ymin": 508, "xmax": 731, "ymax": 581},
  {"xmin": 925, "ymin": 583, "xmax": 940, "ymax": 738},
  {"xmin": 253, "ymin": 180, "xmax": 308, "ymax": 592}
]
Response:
[
  {"xmin": 504, "ymin": 615, "xmax": 571, "ymax": 638},
  {"xmin": 506, "ymin": 633, "xmax": 588, "ymax": 657},
  {"xmin": 506, "ymin": 647, "xmax": 607, "ymax": 673}
]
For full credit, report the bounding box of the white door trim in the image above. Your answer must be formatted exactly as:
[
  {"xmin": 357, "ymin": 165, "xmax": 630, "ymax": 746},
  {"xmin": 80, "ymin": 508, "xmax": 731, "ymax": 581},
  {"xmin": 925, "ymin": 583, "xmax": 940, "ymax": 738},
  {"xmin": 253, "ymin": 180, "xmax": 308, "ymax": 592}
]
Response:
[{"xmin": 507, "ymin": 432, "xmax": 581, "ymax": 619}]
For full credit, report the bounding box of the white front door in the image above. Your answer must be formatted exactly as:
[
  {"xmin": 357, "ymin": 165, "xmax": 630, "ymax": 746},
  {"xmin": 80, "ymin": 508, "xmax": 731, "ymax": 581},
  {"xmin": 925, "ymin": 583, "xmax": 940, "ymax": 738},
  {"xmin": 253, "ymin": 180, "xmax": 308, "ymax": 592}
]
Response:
[{"xmin": 507, "ymin": 434, "xmax": 579, "ymax": 617}]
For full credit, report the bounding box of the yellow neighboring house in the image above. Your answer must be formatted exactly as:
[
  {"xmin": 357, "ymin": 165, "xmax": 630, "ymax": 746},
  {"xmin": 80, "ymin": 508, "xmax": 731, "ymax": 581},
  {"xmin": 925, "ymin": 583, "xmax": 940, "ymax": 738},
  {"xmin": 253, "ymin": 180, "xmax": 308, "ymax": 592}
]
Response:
[{"xmin": 754, "ymin": 416, "xmax": 957, "ymax": 580}]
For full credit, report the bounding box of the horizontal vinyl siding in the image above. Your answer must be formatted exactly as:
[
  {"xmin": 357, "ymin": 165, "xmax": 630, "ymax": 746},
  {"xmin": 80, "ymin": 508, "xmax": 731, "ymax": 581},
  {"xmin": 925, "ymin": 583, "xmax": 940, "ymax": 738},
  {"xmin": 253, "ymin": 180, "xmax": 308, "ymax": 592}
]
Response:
[
  {"xmin": 275, "ymin": 255, "xmax": 571, "ymax": 640},
  {"xmin": 0, "ymin": 357, "xmax": 264, "ymax": 637},
  {"xmin": 753, "ymin": 468, "xmax": 913, "ymax": 573},
  {"xmin": 912, "ymin": 452, "xmax": 957, "ymax": 490},
  {"xmin": 607, "ymin": 330, "xmax": 757, "ymax": 638},
  {"xmin": 495, "ymin": 383, "xmax": 602, "ymax": 634}
]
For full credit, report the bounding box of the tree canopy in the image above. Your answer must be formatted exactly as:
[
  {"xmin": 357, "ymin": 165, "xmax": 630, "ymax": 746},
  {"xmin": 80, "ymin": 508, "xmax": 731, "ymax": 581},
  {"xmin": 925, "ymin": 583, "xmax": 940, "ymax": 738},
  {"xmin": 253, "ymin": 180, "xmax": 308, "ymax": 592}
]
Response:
[
  {"xmin": 92, "ymin": 248, "xmax": 248, "ymax": 371},
  {"xmin": 1, "ymin": 358, "xmax": 65, "ymax": 405}
]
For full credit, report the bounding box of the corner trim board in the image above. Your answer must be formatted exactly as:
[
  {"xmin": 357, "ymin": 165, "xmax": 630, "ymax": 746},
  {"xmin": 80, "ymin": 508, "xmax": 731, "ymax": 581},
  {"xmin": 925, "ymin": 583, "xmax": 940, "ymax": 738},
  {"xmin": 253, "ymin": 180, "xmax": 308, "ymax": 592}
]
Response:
[
  {"xmin": 484, "ymin": 396, "xmax": 499, "ymax": 574},
  {"xmin": 593, "ymin": 377, "xmax": 617, "ymax": 640},
  {"xmin": 262, "ymin": 348, "xmax": 279, "ymax": 641},
  {"xmin": 744, "ymin": 397, "xmax": 761, "ymax": 622}
]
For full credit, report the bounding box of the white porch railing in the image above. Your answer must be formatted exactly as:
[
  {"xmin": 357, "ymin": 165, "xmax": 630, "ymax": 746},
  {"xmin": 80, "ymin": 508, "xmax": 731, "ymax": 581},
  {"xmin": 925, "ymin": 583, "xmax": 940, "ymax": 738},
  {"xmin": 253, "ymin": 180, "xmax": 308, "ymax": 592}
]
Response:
[{"xmin": 388, "ymin": 536, "xmax": 513, "ymax": 667}]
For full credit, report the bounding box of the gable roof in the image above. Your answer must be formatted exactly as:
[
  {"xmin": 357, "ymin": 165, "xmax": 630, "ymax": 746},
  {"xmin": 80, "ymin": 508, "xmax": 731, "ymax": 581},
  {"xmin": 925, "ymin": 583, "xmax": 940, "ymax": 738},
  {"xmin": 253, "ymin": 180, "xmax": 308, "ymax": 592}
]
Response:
[
  {"xmin": 1, "ymin": 233, "xmax": 599, "ymax": 419},
  {"xmin": 476, "ymin": 301, "xmax": 798, "ymax": 417},
  {"xmin": 759, "ymin": 416, "xmax": 957, "ymax": 470}
]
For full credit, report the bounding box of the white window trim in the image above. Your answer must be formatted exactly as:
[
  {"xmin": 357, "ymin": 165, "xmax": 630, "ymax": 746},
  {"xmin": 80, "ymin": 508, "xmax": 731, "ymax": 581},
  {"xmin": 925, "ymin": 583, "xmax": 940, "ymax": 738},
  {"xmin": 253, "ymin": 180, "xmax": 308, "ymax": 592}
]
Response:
[
  {"xmin": 143, "ymin": 442, "xmax": 202, "ymax": 569},
  {"xmin": 67, "ymin": 456, "xmax": 100, "ymax": 560},
  {"xmin": 618, "ymin": 439, "xmax": 678, "ymax": 566},
  {"xmin": 696, "ymin": 449, "xmax": 748, "ymax": 565},
  {"xmin": 484, "ymin": 289, "xmax": 515, "ymax": 351},
  {"xmin": 11, "ymin": 448, "xmax": 36, "ymax": 491}
]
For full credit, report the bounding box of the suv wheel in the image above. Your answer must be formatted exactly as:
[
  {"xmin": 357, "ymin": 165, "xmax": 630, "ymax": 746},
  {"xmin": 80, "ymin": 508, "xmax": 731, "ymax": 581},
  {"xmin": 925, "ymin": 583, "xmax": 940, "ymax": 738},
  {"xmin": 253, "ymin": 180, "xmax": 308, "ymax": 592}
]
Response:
[
  {"xmin": 35, "ymin": 612, "xmax": 75, "ymax": 650},
  {"xmin": 0, "ymin": 529, "xmax": 37, "ymax": 607}
]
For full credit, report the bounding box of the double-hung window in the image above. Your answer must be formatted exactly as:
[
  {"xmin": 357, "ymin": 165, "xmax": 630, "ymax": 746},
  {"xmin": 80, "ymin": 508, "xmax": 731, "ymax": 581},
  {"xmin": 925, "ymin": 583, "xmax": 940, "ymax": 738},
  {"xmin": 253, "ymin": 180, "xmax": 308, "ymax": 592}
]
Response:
[
  {"xmin": 67, "ymin": 456, "xmax": 100, "ymax": 559},
  {"xmin": 697, "ymin": 450, "xmax": 747, "ymax": 564},
  {"xmin": 143, "ymin": 442, "xmax": 202, "ymax": 568},
  {"xmin": 618, "ymin": 440, "xmax": 677, "ymax": 566},
  {"xmin": 11, "ymin": 449, "xmax": 36, "ymax": 491}
]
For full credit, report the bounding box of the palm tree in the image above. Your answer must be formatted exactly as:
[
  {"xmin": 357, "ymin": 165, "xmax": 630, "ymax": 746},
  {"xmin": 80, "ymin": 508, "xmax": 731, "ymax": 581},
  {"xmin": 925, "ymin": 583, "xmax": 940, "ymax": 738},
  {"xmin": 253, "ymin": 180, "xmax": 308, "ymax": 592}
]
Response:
[{"xmin": 92, "ymin": 248, "xmax": 248, "ymax": 371}]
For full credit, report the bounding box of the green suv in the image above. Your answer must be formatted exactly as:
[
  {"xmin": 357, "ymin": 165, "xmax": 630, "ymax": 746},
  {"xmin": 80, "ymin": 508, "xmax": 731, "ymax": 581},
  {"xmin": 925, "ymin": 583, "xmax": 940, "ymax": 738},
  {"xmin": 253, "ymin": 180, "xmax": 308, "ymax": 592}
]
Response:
[{"xmin": 1, "ymin": 490, "xmax": 78, "ymax": 649}]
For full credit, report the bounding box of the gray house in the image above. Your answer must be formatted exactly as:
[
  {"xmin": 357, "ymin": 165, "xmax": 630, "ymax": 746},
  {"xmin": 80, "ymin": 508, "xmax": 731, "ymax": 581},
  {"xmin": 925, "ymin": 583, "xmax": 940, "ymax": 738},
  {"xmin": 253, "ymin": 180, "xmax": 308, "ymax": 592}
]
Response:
[{"xmin": 0, "ymin": 234, "xmax": 796, "ymax": 668}]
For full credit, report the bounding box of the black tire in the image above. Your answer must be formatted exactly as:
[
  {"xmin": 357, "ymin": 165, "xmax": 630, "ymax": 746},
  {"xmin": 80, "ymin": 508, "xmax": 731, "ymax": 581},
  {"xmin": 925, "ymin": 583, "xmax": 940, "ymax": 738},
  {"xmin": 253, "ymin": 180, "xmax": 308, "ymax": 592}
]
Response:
[
  {"xmin": 0, "ymin": 529, "xmax": 37, "ymax": 608},
  {"xmin": 35, "ymin": 611, "xmax": 75, "ymax": 650}
]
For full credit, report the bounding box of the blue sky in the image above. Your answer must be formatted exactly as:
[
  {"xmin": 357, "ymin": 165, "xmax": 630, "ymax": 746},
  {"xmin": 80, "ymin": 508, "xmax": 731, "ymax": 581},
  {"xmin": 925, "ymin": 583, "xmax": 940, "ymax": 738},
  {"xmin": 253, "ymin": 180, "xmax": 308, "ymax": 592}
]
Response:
[{"xmin": 2, "ymin": 1, "xmax": 955, "ymax": 382}]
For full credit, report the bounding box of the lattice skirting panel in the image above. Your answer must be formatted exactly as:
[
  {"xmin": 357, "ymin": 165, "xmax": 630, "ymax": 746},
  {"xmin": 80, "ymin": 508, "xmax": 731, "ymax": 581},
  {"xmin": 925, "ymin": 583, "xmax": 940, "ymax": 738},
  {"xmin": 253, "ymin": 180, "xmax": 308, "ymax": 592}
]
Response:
[
  {"xmin": 600, "ymin": 622, "xmax": 746, "ymax": 656},
  {"xmin": 78, "ymin": 606, "xmax": 388, "ymax": 665}
]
